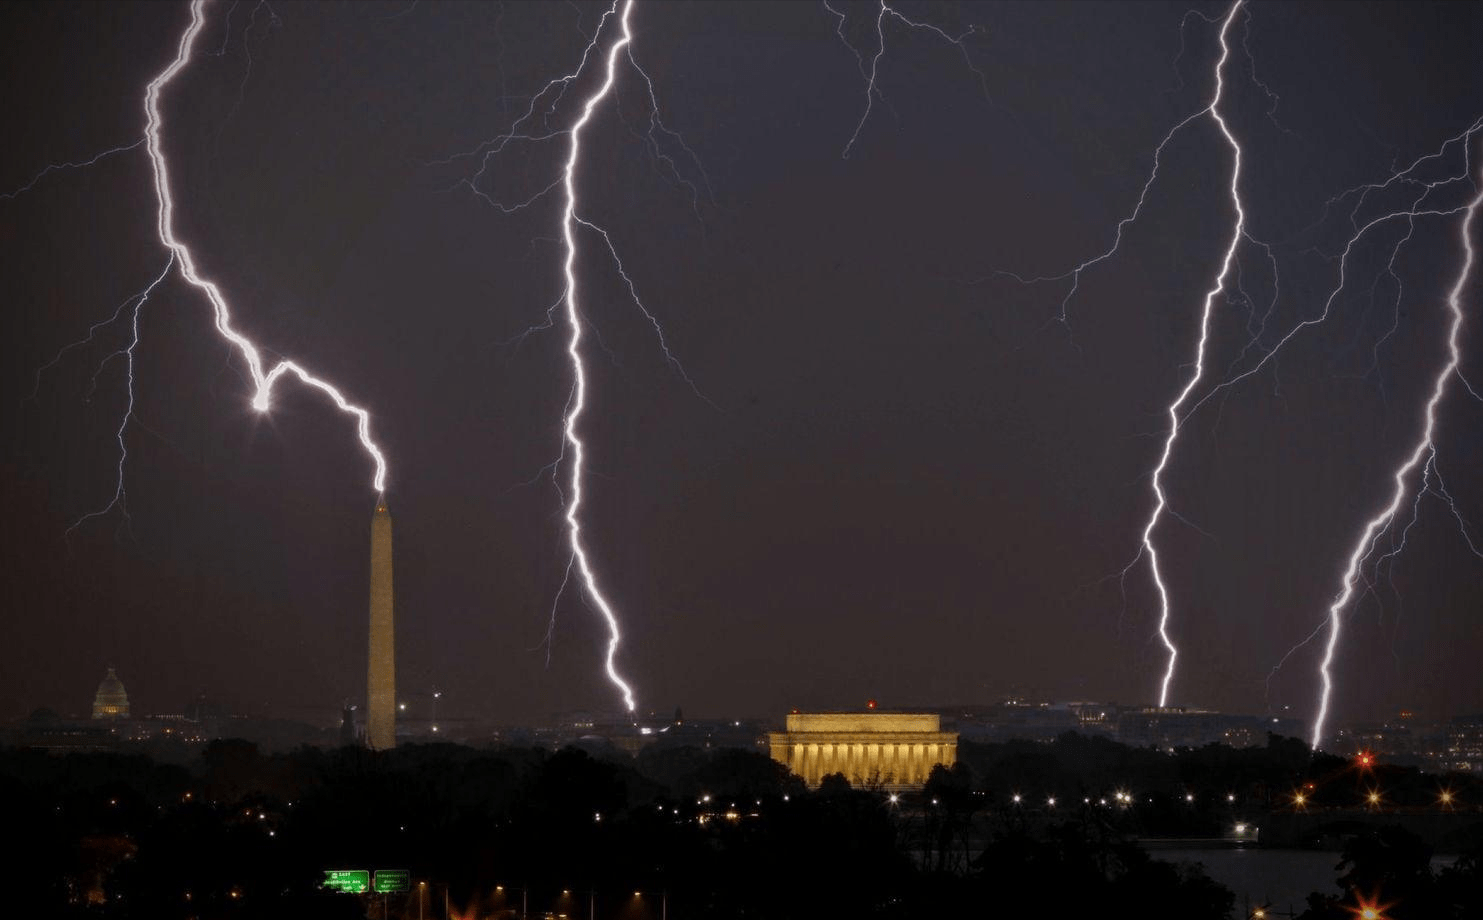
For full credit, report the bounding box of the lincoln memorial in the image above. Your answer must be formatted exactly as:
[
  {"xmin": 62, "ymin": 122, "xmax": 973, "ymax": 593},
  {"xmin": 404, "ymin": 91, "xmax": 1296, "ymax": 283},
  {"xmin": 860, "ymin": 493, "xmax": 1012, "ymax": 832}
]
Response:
[{"xmin": 768, "ymin": 711, "xmax": 958, "ymax": 790}]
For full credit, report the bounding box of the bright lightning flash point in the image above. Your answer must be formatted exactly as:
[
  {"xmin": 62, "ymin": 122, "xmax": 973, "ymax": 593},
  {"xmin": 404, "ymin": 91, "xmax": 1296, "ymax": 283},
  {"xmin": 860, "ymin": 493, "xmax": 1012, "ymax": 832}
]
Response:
[{"xmin": 143, "ymin": 0, "xmax": 388, "ymax": 493}]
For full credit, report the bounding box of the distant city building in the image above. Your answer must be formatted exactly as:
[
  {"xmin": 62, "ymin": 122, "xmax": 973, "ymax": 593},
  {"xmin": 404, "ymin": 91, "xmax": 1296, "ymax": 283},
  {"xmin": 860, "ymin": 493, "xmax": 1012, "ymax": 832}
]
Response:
[
  {"xmin": 1116, "ymin": 707, "xmax": 1298, "ymax": 750},
  {"xmin": 1340, "ymin": 719, "xmax": 1421, "ymax": 765},
  {"xmin": 768, "ymin": 711, "xmax": 957, "ymax": 790},
  {"xmin": 340, "ymin": 704, "xmax": 359, "ymax": 747},
  {"xmin": 1445, "ymin": 713, "xmax": 1483, "ymax": 772},
  {"xmin": 1067, "ymin": 702, "xmax": 1119, "ymax": 736},
  {"xmin": 949, "ymin": 701, "xmax": 1086, "ymax": 742},
  {"xmin": 6, "ymin": 676, "xmax": 344, "ymax": 754},
  {"xmin": 91, "ymin": 668, "xmax": 130, "ymax": 720}
]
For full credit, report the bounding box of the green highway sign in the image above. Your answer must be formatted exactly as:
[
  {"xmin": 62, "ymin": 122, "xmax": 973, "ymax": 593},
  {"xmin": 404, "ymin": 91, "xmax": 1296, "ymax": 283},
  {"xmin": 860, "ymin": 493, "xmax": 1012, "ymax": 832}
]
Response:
[
  {"xmin": 373, "ymin": 870, "xmax": 411, "ymax": 893},
  {"xmin": 323, "ymin": 870, "xmax": 370, "ymax": 894}
]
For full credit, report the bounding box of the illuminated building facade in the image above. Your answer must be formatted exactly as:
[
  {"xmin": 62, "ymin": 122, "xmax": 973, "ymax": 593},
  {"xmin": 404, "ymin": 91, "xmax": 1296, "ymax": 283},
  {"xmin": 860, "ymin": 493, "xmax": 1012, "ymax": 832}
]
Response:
[
  {"xmin": 91, "ymin": 668, "xmax": 130, "ymax": 720},
  {"xmin": 768, "ymin": 712, "xmax": 957, "ymax": 790},
  {"xmin": 367, "ymin": 500, "xmax": 396, "ymax": 750},
  {"xmin": 1445, "ymin": 714, "xmax": 1483, "ymax": 772}
]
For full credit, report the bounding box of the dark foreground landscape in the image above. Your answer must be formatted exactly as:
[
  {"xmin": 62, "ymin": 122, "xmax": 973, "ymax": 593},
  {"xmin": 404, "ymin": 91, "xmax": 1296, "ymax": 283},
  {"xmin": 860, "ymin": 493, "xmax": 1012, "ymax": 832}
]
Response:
[{"xmin": 11, "ymin": 733, "xmax": 1483, "ymax": 919}]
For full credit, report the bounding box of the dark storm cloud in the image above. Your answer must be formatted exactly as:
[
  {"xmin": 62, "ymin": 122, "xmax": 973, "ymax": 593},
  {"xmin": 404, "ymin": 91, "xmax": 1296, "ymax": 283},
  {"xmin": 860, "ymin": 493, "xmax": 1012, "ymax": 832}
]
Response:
[{"xmin": 2, "ymin": 1, "xmax": 1480, "ymax": 731}]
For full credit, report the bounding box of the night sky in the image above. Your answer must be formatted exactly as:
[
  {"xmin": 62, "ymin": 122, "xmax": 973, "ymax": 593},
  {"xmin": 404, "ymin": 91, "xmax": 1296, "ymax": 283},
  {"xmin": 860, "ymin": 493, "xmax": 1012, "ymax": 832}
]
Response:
[{"xmin": 3, "ymin": 0, "xmax": 1481, "ymax": 735}]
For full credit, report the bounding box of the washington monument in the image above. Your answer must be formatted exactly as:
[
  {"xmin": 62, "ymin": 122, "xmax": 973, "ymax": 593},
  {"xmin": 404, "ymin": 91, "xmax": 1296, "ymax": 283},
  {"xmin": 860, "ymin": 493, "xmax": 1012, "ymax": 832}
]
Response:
[{"xmin": 368, "ymin": 499, "xmax": 396, "ymax": 749}]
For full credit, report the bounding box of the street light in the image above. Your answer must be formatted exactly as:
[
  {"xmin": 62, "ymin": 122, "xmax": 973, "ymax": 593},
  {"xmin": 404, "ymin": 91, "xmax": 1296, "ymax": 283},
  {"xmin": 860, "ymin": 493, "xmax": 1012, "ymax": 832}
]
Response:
[
  {"xmin": 632, "ymin": 889, "xmax": 668, "ymax": 920},
  {"xmin": 493, "ymin": 884, "xmax": 529, "ymax": 920},
  {"xmin": 1351, "ymin": 890, "xmax": 1393, "ymax": 920}
]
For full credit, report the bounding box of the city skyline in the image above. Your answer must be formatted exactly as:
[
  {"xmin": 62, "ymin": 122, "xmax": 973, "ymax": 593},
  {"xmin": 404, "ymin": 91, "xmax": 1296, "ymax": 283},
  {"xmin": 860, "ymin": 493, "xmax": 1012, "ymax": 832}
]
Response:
[{"xmin": 3, "ymin": 1, "xmax": 1481, "ymax": 735}]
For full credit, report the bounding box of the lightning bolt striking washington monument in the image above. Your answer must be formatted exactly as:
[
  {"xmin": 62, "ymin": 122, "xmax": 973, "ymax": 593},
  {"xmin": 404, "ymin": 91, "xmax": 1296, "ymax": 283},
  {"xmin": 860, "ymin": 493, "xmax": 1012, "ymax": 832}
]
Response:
[{"xmin": 145, "ymin": 0, "xmax": 388, "ymax": 493}]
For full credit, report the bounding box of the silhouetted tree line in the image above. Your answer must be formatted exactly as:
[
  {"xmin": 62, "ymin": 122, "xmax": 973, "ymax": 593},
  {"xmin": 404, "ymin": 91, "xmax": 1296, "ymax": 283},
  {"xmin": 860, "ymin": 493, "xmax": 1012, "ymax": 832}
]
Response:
[
  {"xmin": 1293, "ymin": 825, "xmax": 1483, "ymax": 920},
  {"xmin": 5, "ymin": 732, "xmax": 1480, "ymax": 919}
]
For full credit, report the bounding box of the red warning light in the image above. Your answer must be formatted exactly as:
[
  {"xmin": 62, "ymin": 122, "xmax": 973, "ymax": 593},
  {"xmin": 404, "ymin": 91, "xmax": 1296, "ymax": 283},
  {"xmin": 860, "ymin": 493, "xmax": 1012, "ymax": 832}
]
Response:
[
  {"xmin": 866, "ymin": 699, "xmax": 877, "ymax": 710},
  {"xmin": 1357, "ymin": 752, "xmax": 1374, "ymax": 768}
]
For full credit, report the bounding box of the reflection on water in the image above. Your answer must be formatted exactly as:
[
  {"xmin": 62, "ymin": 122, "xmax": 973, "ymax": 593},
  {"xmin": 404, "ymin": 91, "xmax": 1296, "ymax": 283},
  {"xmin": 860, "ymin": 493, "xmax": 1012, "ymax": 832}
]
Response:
[{"xmin": 1159, "ymin": 848, "xmax": 1457, "ymax": 915}]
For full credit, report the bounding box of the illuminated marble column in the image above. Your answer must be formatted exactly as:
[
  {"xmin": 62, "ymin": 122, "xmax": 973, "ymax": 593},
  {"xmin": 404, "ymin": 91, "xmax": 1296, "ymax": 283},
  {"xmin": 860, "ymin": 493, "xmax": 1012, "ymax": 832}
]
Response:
[{"xmin": 367, "ymin": 499, "xmax": 396, "ymax": 750}]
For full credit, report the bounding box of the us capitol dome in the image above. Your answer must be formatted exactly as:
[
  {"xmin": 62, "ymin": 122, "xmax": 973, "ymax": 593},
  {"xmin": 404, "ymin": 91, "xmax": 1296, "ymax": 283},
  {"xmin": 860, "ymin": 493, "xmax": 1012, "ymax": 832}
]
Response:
[{"xmin": 91, "ymin": 667, "xmax": 130, "ymax": 720}]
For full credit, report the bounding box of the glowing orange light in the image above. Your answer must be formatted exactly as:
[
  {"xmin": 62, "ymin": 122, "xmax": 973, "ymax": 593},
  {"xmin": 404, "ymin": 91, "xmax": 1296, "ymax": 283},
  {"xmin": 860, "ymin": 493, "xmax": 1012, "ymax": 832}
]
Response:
[
  {"xmin": 1348, "ymin": 891, "xmax": 1393, "ymax": 920},
  {"xmin": 1357, "ymin": 752, "xmax": 1374, "ymax": 768}
]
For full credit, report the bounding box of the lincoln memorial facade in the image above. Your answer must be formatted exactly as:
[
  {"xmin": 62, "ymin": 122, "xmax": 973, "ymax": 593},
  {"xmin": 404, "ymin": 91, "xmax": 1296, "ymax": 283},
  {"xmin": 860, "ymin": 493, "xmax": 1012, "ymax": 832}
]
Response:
[{"xmin": 768, "ymin": 712, "xmax": 958, "ymax": 790}]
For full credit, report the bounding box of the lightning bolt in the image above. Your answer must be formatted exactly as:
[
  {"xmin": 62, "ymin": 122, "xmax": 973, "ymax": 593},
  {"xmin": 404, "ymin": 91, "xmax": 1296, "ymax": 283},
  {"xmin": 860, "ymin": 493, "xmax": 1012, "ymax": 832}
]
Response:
[
  {"xmin": 1306, "ymin": 158, "xmax": 1482, "ymax": 749},
  {"xmin": 556, "ymin": 0, "xmax": 640, "ymax": 713},
  {"xmin": 826, "ymin": 0, "xmax": 990, "ymax": 159},
  {"xmin": 978, "ymin": 0, "xmax": 1254, "ymax": 705},
  {"xmin": 440, "ymin": 1, "xmax": 659, "ymax": 712},
  {"xmin": 32, "ymin": 0, "xmax": 388, "ymax": 542},
  {"xmin": 1431, "ymin": 460, "xmax": 1483, "ymax": 562},
  {"xmin": 438, "ymin": 0, "xmax": 713, "ymax": 713},
  {"xmin": 63, "ymin": 256, "xmax": 176, "ymax": 538},
  {"xmin": 1, "ymin": 140, "xmax": 145, "ymax": 202},
  {"xmin": 208, "ymin": 0, "xmax": 281, "ymax": 134},
  {"xmin": 142, "ymin": 0, "xmax": 388, "ymax": 494},
  {"xmin": 1175, "ymin": 119, "xmax": 1483, "ymax": 739},
  {"xmin": 1047, "ymin": 1, "xmax": 1247, "ymax": 706},
  {"xmin": 1356, "ymin": 451, "xmax": 1483, "ymax": 619},
  {"xmin": 1131, "ymin": 0, "xmax": 1250, "ymax": 709},
  {"xmin": 28, "ymin": 263, "xmax": 169, "ymax": 402},
  {"xmin": 1190, "ymin": 119, "xmax": 1482, "ymax": 415}
]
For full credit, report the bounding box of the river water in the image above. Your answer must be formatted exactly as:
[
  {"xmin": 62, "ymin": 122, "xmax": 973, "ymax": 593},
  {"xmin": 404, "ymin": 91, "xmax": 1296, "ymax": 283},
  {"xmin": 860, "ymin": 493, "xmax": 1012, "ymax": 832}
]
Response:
[{"xmin": 1156, "ymin": 848, "xmax": 1458, "ymax": 915}]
